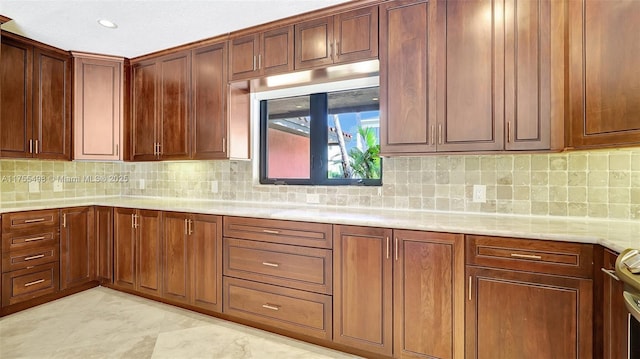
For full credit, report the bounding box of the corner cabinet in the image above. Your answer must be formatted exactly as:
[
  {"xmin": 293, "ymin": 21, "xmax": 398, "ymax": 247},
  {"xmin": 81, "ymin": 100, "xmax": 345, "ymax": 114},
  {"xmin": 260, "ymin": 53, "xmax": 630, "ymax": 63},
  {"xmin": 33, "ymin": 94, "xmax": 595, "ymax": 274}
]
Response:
[
  {"xmin": 1, "ymin": 34, "xmax": 71, "ymax": 160},
  {"xmin": 72, "ymin": 53, "xmax": 124, "ymax": 160},
  {"xmin": 333, "ymin": 225, "xmax": 464, "ymax": 358},
  {"xmin": 568, "ymin": 0, "xmax": 640, "ymax": 148}
]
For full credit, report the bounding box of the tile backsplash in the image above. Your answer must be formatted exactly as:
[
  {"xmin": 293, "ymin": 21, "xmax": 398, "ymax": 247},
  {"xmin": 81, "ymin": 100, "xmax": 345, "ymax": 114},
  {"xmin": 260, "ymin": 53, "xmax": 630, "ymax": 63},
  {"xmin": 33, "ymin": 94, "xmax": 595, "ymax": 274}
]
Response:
[{"xmin": 1, "ymin": 147, "xmax": 639, "ymax": 220}]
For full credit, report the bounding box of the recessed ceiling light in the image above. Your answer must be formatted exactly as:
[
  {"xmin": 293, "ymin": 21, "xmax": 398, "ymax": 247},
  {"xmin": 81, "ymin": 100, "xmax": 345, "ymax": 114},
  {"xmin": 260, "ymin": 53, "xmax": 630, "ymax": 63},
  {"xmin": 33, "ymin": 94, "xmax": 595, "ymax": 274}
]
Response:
[{"xmin": 97, "ymin": 19, "xmax": 118, "ymax": 29}]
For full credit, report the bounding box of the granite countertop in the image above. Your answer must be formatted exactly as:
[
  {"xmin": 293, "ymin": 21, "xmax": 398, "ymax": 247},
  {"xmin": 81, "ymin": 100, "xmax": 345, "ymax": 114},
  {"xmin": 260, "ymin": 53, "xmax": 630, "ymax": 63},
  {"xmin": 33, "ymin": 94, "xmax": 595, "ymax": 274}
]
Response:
[{"xmin": 1, "ymin": 196, "xmax": 638, "ymax": 253}]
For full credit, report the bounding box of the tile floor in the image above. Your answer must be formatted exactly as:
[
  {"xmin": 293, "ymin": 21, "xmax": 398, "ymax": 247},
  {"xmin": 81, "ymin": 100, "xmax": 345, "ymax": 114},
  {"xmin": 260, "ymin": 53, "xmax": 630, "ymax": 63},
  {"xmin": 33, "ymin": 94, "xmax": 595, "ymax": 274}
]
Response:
[{"xmin": 0, "ymin": 287, "xmax": 361, "ymax": 359}]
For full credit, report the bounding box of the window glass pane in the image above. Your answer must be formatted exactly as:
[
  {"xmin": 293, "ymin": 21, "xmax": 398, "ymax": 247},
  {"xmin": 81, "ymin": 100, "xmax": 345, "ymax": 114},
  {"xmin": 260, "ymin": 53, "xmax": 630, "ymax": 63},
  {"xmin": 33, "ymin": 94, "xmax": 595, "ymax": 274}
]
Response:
[
  {"xmin": 265, "ymin": 96, "xmax": 311, "ymax": 179},
  {"xmin": 327, "ymin": 87, "xmax": 381, "ymax": 180}
]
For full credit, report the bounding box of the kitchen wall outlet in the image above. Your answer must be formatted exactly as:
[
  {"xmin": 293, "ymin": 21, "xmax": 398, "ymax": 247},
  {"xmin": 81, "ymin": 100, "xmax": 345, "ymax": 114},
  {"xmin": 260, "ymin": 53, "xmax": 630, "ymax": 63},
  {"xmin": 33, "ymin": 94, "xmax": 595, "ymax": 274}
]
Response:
[
  {"xmin": 377, "ymin": 187, "xmax": 382, "ymax": 197},
  {"xmin": 472, "ymin": 184, "xmax": 486, "ymax": 203},
  {"xmin": 29, "ymin": 181, "xmax": 40, "ymax": 193},
  {"xmin": 139, "ymin": 179, "xmax": 145, "ymax": 190},
  {"xmin": 211, "ymin": 181, "xmax": 218, "ymax": 193},
  {"xmin": 53, "ymin": 182, "xmax": 63, "ymax": 192},
  {"xmin": 306, "ymin": 193, "xmax": 320, "ymax": 204}
]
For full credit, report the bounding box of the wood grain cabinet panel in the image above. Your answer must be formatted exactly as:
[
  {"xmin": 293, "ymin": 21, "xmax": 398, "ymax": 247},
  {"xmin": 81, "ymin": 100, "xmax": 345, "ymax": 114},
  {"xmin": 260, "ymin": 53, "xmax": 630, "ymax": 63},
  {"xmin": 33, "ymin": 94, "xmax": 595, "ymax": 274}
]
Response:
[
  {"xmin": 569, "ymin": 0, "xmax": 640, "ymax": 148},
  {"xmin": 72, "ymin": 53, "xmax": 124, "ymax": 160},
  {"xmin": 95, "ymin": 206, "xmax": 113, "ymax": 284},
  {"xmin": 229, "ymin": 26, "xmax": 293, "ymax": 81},
  {"xmin": 60, "ymin": 207, "xmax": 95, "ymax": 290},
  {"xmin": 113, "ymin": 208, "xmax": 136, "ymax": 290},
  {"xmin": 224, "ymin": 217, "xmax": 332, "ymax": 249},
  {"xmin": 2, "ymin": 262, "xmax": 60, "ymax": 307},
  {"xmin": 131, "ymin": 60, "xmax": 158, "ymax": 161},
  {"xmin": 601, "ymin": 249, "xmax": 628, "ymax": 359}
]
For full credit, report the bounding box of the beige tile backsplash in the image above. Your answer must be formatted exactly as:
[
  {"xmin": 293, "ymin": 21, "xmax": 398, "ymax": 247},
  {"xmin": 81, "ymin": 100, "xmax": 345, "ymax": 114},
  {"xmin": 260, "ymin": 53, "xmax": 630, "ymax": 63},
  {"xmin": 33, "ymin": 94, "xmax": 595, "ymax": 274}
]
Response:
[{"xmin": 1, "ymin": 147, "xmax": 639, "ymax": 220}]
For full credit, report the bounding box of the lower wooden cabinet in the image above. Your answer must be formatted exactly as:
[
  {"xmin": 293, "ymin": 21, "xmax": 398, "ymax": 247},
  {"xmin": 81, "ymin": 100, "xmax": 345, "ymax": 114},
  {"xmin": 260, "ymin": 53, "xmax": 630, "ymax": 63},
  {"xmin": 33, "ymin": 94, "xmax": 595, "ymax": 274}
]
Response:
[
  {"xmin": 601, "ymin": 249, "xmax": 628, "ymax": 359},
  {"xmin": 95, "ymin": 206, "xmax": 113, "ymax": 283},
  {"xmin": 2, "ymin": 262, "xmax": 60, "ymax": 306},
  {"xmin": 162, "ymin": 212, "xmax": 222, "ymax": 312},
  {"xmin": 60, "ymin": 207, "xmax": 95, "ymax": 290},
  {"xmin": 113, "ymin": 208, "xmax": 162, "ymax": 297}
]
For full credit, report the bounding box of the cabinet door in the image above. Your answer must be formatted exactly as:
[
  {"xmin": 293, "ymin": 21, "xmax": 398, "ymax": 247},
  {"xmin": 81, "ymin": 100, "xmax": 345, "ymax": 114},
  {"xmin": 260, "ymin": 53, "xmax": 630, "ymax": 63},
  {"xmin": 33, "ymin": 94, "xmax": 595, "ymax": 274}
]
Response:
[
  {"xmin": 131, "ymin": 61, "xmax": 158, "ymax": 161},
  {"xmin": 602, "ymin": 249, "xmax": 628, "ymax": 359},
  {"xmin": 394, "ymin": 230, "xmax": 464, "ymax": 359},
  {"xmin": 60, "ymin": 207, "xmax": 95, "ymax": 290},
  {"xmin": 158, "ymin": 52, "xmax": 190, "ymax": 160},
  {"xmin": 0, "ymin": 37, "xmax": 32, "ymax": 158},
  {"xmin": 504, "ymin": 0, "xmax": 552, "ymax": 150},
  {"xmin": 380, "ymin": 0, "xmax": 436, "ymax": 155},
  {"xmin": 261, "ymin": 26, "xmax": 294, "ymax": 76},
  {"xmin": 466, "ymin": 267, "xmax": 593, "ymax": 359},
  {"xmin": 162, "ymin": 212, "xmax": 189, "ymax": 304},
  {"xmin": 192, "ymin": 42, "xmax": 227, "ymax": 159},
  {"xmin": 190, "ymin": 214, "xmax": 222, "ymax": 312},
  {"xmin": 436, "ymin": 0, "xmax": 504, "ymax": 151},
  {"xmin": 295, "ymin": 16, "xmax": 334, "ymax": 70},
  {"xmin": 33, "ymin": 47, "xmax": 71, "ymax": 160},
  {"xmin": 569, "ymin": 0, "xmax": 640, "ymax": 148},
  {"xmin": 113, "ymin": 208, "xmax": 136, "ymax": 290},
  {"xmin": 73, "ymin": 55, "xmax": 123, "ymax": 160},
  {"xmin": 95, "ymin": 206, "xmax": 113, "ymax": 284},
  {"xmin": 334, "ymin": 6, "xmax": 379, "ymax": 64},
  {"xmin": 136, "ymin": 210, "xmax": 162, "ymax": 296},
  {"xmin": 333, "ymin": 225, "xmax": 393, "ymax": 356},
  {"xmin": 229, "ymin": 34, "xmax": 260, "ymax": 81}
]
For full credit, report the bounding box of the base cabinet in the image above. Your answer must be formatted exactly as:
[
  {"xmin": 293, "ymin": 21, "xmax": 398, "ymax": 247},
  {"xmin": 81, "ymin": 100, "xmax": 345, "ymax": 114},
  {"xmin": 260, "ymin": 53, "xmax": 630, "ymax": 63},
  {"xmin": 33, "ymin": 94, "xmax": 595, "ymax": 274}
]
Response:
[
  {"xmin": 60, "ymin": 207, "xmax": 95, "ymax": 290},
  {"xmin": 601, "ymin": 249, "xmax": 628, "ymax": 359},
  {"xmin": 95, "ymin": 206, "xmax": 113, "ymax": 284}
]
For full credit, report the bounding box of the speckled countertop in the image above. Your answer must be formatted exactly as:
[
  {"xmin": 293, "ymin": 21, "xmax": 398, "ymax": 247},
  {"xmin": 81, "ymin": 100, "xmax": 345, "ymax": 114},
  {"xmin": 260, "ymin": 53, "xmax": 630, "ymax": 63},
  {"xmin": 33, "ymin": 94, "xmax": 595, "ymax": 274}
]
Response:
[{"xmin": 1, "ymin": 196, "xmax": 638, "ymax": 253}]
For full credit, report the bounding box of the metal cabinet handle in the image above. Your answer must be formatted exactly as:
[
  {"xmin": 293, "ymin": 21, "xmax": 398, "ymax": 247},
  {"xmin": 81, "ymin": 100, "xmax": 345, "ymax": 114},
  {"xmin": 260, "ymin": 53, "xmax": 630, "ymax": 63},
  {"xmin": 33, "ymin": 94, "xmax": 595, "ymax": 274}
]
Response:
[
  {"xmin": 24, "ymin": 254, "xmax": 45, "ymax": 261},
  {"xmin": 510, "ymin": 253, "xmax": 542, "ymax": 260},
  {"xmin": 188, "ymin": 219, "xmax": 193, "ymax": 235},
  {"xmin": 24, "ymin": 218, "xmax": 46, "ymax": 223},
  {"xmin": 24, "ymin": 236, "xmax": 46, "ymax": 242},
  {"xmin": 62, "ymin": 213, "xmax": 66, "ymax": 228},
  {"xmin": 258, "ymin": 54, "xmax": 262, "ymax": 70},
  {"xmin": 430, "ymin": 125, "xmax": 435, "ymax": 145},
  {"xmin": 29, "ymin": 139, "xmax": 34, "ymax": 154},
  {"xmin": 262, "ymin": 229, "xmax": 280, "ymax": 234},
  {"xmin": 601, "ymin": 267, "xmax": 620, "ymax": 281},
  {"xmin": 184, "ymin": 218, "xmax": 189, "ymax": 235},
  {"xmin": 262, "ymin": 262, "xmax": 279, "ymax": 268},
  {"xmin": 507, "ymin": 121, "xmax": 512, "ymax": 143},
  {"xmin": 262, "ymin": 303, "xmax": 280, "ymax": 311},
  {"xmin": 468, "ymin": 276, "xmax": 473, "ymax": 301},
  {"xmin": 438, "ymin": 124, "xmax": 443, "ymax": 145},
  {"xmin": 35, "ymin": 139, "xmax": 39, "ymax": 154},
  {"xmin": 24, "ymin": 279, "xmax": 45, "ymax": 287},
  {"xmin": 394, "ymin": 237, "xmax": 399, "ymax": 261},
  {"xmin": 386, "ymin": 236, "xmax": 390, "ymax": 259}
]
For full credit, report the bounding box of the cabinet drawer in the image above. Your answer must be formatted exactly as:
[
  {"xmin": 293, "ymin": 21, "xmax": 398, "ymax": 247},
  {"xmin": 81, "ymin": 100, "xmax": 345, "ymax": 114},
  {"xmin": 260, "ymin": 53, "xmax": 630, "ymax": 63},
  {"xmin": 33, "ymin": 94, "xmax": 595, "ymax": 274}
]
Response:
[
  {"xmin": 2, "ymin": 262, "xmax": 60, "ymax": 306},
  {"xmin": 224, "ymin": 217, "xmax": 332, "ymax": 249},
  {"xmin": 2, "ymin": 230, "xmax": 59, "ymax": 252},
  {"xmin": 466, "ymin": 235, "xmax": 593, "ymax": 278},
  {"xmin": 224, "ymin": 238, "xmax": 332, "ymax": 294},
  {"xmin": 223, "ymin": 277, "xmax": 332, "ymax": 340},
  {"xmin": 2, "ymin": 246, "xmax": 59, "ymax": 272},
  {"xmin": 2, "ymin": 209, "xmax": 59, "ymax": 233}
]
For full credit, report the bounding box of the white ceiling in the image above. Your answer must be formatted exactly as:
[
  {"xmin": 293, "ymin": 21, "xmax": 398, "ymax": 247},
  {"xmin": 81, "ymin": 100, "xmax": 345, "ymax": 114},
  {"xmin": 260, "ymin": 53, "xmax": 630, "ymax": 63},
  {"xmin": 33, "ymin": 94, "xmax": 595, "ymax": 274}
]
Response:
[{"xmin": 0, "ymin": 0, "xmax": 350, "ymax": 58}]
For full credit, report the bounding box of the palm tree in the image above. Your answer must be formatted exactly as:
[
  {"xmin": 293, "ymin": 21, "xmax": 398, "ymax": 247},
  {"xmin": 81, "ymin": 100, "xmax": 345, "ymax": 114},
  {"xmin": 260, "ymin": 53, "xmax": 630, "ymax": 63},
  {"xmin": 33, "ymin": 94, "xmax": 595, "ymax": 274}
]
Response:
[{"xmin": 349, "ymin": 126, "xmax": 380, "ymax": 179}]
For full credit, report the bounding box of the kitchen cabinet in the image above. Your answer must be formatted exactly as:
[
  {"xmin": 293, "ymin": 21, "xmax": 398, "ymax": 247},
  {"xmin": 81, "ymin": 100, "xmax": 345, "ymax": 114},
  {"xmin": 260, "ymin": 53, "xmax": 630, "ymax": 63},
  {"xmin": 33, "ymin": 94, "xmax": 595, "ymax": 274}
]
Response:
[
  {"xmin": 131, "ymin": 51, "xmax": 191, "ymax": 161},
  {"xmin": 1, "ymin": 210, "xmax": 60, "ymax": 307},
  {"xmin": 0, "ymin": 34, "xmax": 71, "ymax": 160},
  {"xmin": 600, "ymin": 249, "xmax": 628, "ymax": 359},
  {"xmin": 568, "ymin": 0, "xmax": 640, "ymax": 148},
  {"xmin": 465, "ymin": 235, "xmax": 594, "ymax": 359},
  {"xmin": 162, "ymin": 212, "xmax": 222, "ymax": 312},
  {"xmin": 295, "ymin": 6, "xmax": 378, "ymax": 70},
  {"xmin": 95, "ymin": 206, "xmax": 113, "ymax": 284},
  {"xmin": 113, "ymin": 208, "xmax": 162, "ymax": 297},
  {"xmin": 191, "ymin": 42, "xmax": 228, "ymax": 159},
  {"xmin": 333, "ymin": 225, "xmax": 464, "ymax": 358},
  {"xmin": 72, "ymin": 53, "xmax": 124, "ymax": 160},
  {"xmin": 229, "ymin": 26, "xmax": 293, "ymax": 81},
  {"xmin": 60, "ymin": 207, "xmax": 95, "ymax": 290}
]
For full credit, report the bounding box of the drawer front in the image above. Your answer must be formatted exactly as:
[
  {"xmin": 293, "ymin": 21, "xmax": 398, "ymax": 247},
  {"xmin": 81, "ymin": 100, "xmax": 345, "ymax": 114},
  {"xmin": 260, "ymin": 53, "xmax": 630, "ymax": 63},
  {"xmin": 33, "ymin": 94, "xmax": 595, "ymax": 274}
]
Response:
[
  {"xmin": 2, "ymin": 246, "xmax": 59, "ymax": 272},
  {"xmin": 223, "ymin": 277, "xmax": 332, "ymax": 340},
  {"xmin": 2, "ymin": 209, "xmax": 59, "ymax": 233},
  {"xmin": 2, "ymin": 230, "xmax": 59, "ymax": 252},
  {"xmin": 466, "ymin": 235, "xmax": 594, "ymax": 278},
  {"xmin": 224, "ymin": 238, "xmax": 332, "ymax": 294},
  {"xmin": 2, "ymin": 262, "xmax": 60, "ymax": 306},
  {"xmin": 224, "ymin": 217, "xmax": 332, "ymax": 249}
]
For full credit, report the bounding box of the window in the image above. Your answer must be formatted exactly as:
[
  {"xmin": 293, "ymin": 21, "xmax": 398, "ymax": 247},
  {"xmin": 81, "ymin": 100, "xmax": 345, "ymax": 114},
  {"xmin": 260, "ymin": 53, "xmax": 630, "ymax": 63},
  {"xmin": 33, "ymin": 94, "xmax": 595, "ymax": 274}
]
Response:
[{"xmin": 260, "ymin": 87, "xmax": 381, "ymax": 185}]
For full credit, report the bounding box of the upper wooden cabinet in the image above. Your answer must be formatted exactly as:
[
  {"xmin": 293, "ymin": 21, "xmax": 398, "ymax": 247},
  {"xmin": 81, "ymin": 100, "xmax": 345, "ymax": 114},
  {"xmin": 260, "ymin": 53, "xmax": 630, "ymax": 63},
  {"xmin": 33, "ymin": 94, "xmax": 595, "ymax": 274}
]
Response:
[
  {"xmin": 131, "ymin": 51, "xmax": 191, "ymax": 161},
  {"xmin": 295, "ymin": 6, "xmax": 378, "ymax": 70},
  {"xmin": 568, "ymin": 0, "xmax": 640, "ymax": 148},
  {"xmin": 229, "ymin": 26, "xmax": 293, "ymax": 81},
  {"xmin": 72, "ymin": 53, "xmax": 124, "ymax": 160},
  {"xmin": 0, "ymin": 34, "xmax": 71, "ymax": 160}
]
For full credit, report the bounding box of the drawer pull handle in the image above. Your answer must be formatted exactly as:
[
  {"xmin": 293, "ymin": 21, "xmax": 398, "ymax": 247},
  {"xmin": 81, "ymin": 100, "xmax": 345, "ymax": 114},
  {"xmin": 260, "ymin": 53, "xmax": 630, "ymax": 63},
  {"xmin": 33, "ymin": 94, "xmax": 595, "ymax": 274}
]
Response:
[
  {"xmin": 24, "ymin": 279, "xmax": 45, "ymax": 287},
  {"xmin": 262, "ymin": 304, "xmax": 280, "ymax": 311},
  {"xmin": 510, "ymin": 253, "xmax": 542, "ymax": 260},
  {"xmin": 24, "ymin": 236, "xmax": 46, "ymax": 242},
  {"xmin": 24, "ymin": 218, "xmax": 46, "ymax": 223},
  {"xmin": 262, "ymin": 229, "xmax": 280, "ymax": 234},
  {"xmin": 24, "ymin": 254, "xmax": 45, "ymax": 261},
  {"xmin": 601, "ymin": 268, "xmax": 620, "ymax": 281},
  {"xmin": 262, "ymin": 262, "xmax": 279, "ymax": 268}
]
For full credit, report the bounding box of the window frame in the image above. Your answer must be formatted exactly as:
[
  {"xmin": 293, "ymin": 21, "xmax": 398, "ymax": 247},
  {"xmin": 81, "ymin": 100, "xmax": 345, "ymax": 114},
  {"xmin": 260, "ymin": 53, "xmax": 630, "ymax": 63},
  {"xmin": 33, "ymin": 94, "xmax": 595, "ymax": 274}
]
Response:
[{"xmin": 258, "ymin": 84, "xmax": 382, "ymax": 186}]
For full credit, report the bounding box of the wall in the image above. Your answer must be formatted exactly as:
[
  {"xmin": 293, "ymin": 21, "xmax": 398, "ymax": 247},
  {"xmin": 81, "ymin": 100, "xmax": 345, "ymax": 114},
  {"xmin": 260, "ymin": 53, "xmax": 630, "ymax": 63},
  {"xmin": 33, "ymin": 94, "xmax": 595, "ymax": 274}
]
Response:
[{"xmin": 1, "ymin": 147, "xmax": 639, "ymax": 220}]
